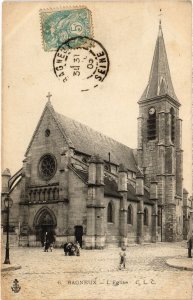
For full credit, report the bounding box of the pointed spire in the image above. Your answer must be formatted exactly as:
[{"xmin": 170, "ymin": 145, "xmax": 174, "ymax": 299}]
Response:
[{"xmin": 140, "ymin": 22, "xmax": 179, "ymax": 102}]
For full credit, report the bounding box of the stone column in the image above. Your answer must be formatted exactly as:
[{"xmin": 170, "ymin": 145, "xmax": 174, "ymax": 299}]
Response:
[
  {"xmin": 176, "ymin": 149, "xmax": 183, "ymax": 197},
  {"xmin": 150, "ymin": 178, "xmax": 158, "ymax": 242},
  {"xmin": 183, "ymin": 189, "xmax": 189, "ymax": 239},
  {"xmin": 165, "ymin": 112, "xmax": 171, "ymax": 145},
  {"xmin": 158, "ymin": 112, "xmax": 166, "ymax": 145},
  {"xmin": 59, "ymin": 147, "xmax": 69, "ymax": 200},
  {"xmin": 1, "ymin": 169, "xmax": 11, "ymax": 229},
  {"xmin": 95, "ymin": 156, "xmax": 105, "ymax": 249},
  {"xmin": 189, "ymin": 208, "xmax": 193, "ymax": 241},
  {"xmin": 164, "ymin": 203, "xmax": 177, "ymax": 242},
  {"xmin": 85, "ymin": 156, "xmax": 97, "ymax": 249},
  {"xmin": 1, "ymin": 169, "xmax": 11, "ymax": 195},
  {"xmin": 118, "ymin": 164, "xmax": 128, "ymax": 247},
  {"xmin": 137, "ymin": 116, "xmax": 143, "ymax": 169},
  {"xmin": 136, "ymin": 172, "xmax": 144, "ymax": 244},
  {"xmin": 176, "ymin": 118, "xmax": 182, "ymax": 149}
]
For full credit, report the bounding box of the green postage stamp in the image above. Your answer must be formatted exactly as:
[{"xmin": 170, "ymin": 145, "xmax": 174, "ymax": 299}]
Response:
[{"xmin": 40, "ymin": 7, "xmax": 93, "ymax": 51}]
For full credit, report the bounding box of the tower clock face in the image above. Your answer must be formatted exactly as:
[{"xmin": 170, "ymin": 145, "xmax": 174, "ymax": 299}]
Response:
[{"xmin": 149, "ymin": 107, "xmax": 155, "ymax": 115}]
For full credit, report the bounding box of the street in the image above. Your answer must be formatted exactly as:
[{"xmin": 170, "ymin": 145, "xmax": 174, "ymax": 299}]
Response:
[{"xmin": 1, "ymin": 242, "xmax": 192, "ymax": 300}]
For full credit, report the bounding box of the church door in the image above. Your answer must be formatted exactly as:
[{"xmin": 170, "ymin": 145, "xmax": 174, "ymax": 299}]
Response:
[
  {"xmin": 74, "ymin": 226, "xmax": 83, "ymax": 248},
  {"xmin": 35, "ymin": 210, "xmax": 56, "ymax": 246}
]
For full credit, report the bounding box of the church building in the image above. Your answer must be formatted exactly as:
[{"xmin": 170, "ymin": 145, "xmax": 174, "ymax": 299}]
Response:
[{"xmin": 1, "ymin": 23, "xmax": 192, "ymax": 248}]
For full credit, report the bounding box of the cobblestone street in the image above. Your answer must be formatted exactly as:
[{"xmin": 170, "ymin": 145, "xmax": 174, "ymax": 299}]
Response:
[{"xmin": 1, "ymin": 242, "xmax": 192, "ymax": 300}]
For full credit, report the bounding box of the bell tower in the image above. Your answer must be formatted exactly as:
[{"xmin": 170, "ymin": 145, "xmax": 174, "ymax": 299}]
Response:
[{"xmin": 137, "ymin": 22, "xmax": 183, "ymax": 241}]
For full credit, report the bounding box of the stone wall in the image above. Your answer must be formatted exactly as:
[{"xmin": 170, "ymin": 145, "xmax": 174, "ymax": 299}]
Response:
[
  {"xmin": 27, "ymin": 108, "xmax": 68, "ymax": 187},
  {"xmin": 104, "ymin": 197, "xmax": 120, "ymax": 245},
  {"xmin": 67, "ymin": 170, "xmax": 87, "ymax": 238}
]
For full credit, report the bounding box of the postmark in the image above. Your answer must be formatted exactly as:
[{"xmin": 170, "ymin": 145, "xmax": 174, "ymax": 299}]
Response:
[
  {"xmin": 40, "ymin": 7, "xmax": 93, "ymax": 51},
  {"xmin": 53, "ymin": 36, "xmax": 109, "ymax": 91}
]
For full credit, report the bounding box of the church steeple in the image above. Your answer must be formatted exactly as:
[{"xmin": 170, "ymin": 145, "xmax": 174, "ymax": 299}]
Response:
[
  {"xmin": 140, "ymin": 22, "xmax": 178, "ymax": 102},
  {"xmin": 137, "ymin": 20, "xmax": 183, "ymax": 242}
]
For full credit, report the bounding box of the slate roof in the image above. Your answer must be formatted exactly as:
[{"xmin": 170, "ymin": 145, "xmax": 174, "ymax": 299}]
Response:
[
  {"xmin": 140, "ymin": 22, "xmax": 179, "ymax": 102},
  {"xmin": 56, "ymin": 112, "xmax": 137, "ymax": 172},
  {"xmin": 104, "ymin": 176, "xmax": 121, "ymax": 198},
  {"xmin": 127, "ymin": 184, "xmax": 139, "ymax": 201},
  {"xmin": 71, "ymin": 165, "xmax": 142, "ymax": 201},
  {"xmin": 24, "ymin": 101, "xmax": 137, "ymax": 174}
]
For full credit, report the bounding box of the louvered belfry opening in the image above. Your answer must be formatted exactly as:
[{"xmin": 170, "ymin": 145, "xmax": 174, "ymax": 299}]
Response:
[
  {"xmin": 147, "ymin": 111, "xmax": 156, "ymax": 141},
  {"xmin": 170, "ymin": 107, "xmax": 175, "ymax": 143}
]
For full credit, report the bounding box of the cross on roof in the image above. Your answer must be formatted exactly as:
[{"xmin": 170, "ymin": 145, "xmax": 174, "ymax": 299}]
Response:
[
  {"xmin": 159, "ymin": 9, "xmax": 162, "ymax": 25},
  {"xmin": 46, "ymin": 92, "xmax": 52, "ymax": 101}
]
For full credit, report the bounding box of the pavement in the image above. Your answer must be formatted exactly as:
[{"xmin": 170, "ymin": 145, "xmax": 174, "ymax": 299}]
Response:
[
  {"xmin": 1, "ymin": 241, "xmax": 192, "ymax": 300},
  {"xmin": 1, "ymin": 263, "xmax": 21, "ymax": 272},
  {"xmin": 166, "ymin": 257, "xmax": 192, "ymax": 271}
]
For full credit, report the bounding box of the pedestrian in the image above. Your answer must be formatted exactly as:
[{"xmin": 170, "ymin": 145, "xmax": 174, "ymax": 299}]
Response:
[
  {"xmin": 187, "ymin": 232, "xmax": 192, "ymax": 258},
  {"xmin": 119, "ymin": 246, "xmax": 126, "ymax": 270},
  {"xmin": 44, "ymin": 240, "xmax": 50, "ymax": 252},
  {"xmin": 44, "ymin": 232, "xmax": 49, "ymax": 252},
  {"xmin": 76, "ymin": 241, "xmax": 80, "ymax": 256}
]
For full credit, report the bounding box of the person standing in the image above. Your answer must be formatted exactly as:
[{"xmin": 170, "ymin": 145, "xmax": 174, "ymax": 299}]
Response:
[
  {"xmin": 187, "ymin": 232, "xmax": 192, "ymax": 258},
  {"xmin": 76, "ymin": 241, "xmax": 80, "ymax": 256},
  {"xmin": 44, "ymin": 232, "xmax": 49, "ymax": 252},
  {"xmin": 119, "ymin": 246, "xmax": 126, "ymax": 270}
]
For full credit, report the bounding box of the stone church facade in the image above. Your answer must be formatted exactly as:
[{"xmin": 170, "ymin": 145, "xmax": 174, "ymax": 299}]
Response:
[{"xmin": 2, "ymin": 23, "xmax": 192, "ymax": 248}]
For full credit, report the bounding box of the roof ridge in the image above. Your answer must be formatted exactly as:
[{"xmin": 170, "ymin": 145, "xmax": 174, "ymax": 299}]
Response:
[{"xmin": 56, "ymin": 111, "xmax": 134, "ymax": 151}]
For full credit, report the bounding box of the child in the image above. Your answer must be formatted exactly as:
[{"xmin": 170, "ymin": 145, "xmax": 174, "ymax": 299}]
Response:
[
  {"xmin": 119, "ymin": 246, "xmax": 126, "ymax": 270},
  {"xmin": 49, "ymin": 242, "xmax": 53, "ymax": 252}
]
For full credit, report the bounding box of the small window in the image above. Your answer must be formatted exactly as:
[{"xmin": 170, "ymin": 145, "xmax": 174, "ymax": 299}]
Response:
[
  {"xmin": 107, "ymin": 202, "xmax": 113, "ymax": 223},
  {"xmin": 144, "ymin": 208, "xmax": 148, "ymax": 226},
  {"xmin": 45, "ymin": 129, "xmax": 50, "ymax": 137},
  {"xmin": 127, "ymin": 205, "xmax": 133, "ymax": 225}
]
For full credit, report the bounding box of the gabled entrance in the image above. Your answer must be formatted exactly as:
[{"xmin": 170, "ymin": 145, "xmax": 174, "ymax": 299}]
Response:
[{"xmin": 34, "ymin": 207, "xmax": 57, "ymax": 246}]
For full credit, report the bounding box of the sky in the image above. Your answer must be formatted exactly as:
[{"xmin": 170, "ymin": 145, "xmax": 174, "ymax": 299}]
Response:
[{"xmin": 2, "ymin": 1, "xmax": 192, "ymax": 192}]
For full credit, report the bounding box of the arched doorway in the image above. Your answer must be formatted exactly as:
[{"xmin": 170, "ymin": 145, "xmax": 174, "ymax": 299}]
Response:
[{"xmin": 34, "ymin": 208, "xmax": 57, "ymax": 246}]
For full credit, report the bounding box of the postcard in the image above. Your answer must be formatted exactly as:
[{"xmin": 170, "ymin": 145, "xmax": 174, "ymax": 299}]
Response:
[{"xmin": 1, "ymin": 1, "xmax": 192, "ymax": 300}]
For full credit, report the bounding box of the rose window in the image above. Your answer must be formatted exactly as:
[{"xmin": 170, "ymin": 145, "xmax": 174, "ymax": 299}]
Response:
[{"xmin": 39, "ymin": 154, "xmax": 57, "ymax": 180}]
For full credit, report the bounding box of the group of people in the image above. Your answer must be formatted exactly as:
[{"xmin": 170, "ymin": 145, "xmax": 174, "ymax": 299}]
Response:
[
  {"xmin": 42, "ymin": 231, "xmax": 192, "ymax": 266},
  {"xmin": 64, "ymin": 241, "xmax": 81, "ymax": 256},
  {"xmin": 43, "ymin": 232, "xmax": 81, "ymax": 255}
]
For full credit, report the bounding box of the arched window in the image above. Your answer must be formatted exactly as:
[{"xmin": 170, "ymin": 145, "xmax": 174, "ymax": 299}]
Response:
[
  {"xmin": 107, "ymin": 202, "xmax": 113, "ymax": 223},
  {"xmin": 127, "ymin": 205, "xmax": 133, "ymax": 225},
  {"xmin": 158, "ymin": 208, "xmax": 162, "ymax": 227},
  {"xmin": 170, "ymin": 107, "xmax": 175, "ymax": 143},
  {"xmin": 147, "ymin": 107, "xmax": 156, "ymax": 140},
  {"xmin": 144, "ymin": 208, "xmax": 148, "ymax": 226}
]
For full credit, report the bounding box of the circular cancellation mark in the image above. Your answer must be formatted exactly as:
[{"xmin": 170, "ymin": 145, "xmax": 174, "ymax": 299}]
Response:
[{"xmin": 53, "ymin": 36, "xmax": 110, "ymax": 92}]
